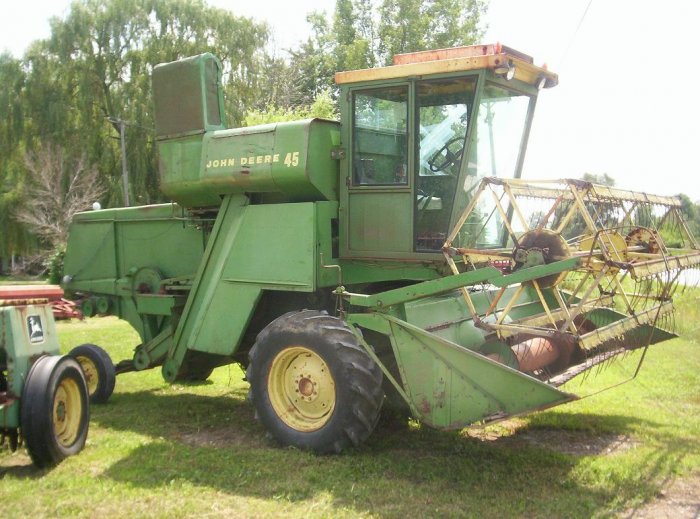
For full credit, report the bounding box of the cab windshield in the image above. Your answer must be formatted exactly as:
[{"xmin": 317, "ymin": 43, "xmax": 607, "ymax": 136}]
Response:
[
  {"xmin": 414, "ymin": 78, "xmax": 477, "ymax": 251},
  {"xmin": 445, "ymin": 83, "xmax": 532, "ymax": 250}
]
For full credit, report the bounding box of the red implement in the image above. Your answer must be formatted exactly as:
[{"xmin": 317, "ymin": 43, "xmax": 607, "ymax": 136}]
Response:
[
  {"xmin": 52, "ymin": 298, "xmax": 83, "ymax": 320},
  {"xmin": 0, "ymin": 285, "xmax": 64, "ymax": 301}
]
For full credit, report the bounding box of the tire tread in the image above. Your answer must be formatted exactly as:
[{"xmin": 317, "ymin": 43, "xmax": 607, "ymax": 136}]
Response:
[{"xmin": 247, "ymin": 310, "xmax": 383, "ymax": 454}]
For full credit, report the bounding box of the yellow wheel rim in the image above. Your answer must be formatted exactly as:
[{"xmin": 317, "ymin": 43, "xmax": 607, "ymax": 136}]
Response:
[
  {"xmin": 53, "ymin": 377, "xmax": 83, "ymax": 447},
  {"xmin": 75, "ymin": 356, "xmax": 98, "ymax": 395},
  {"xmin": 268, "ymin": 346, "xmax": 335, "ymax": 432}
]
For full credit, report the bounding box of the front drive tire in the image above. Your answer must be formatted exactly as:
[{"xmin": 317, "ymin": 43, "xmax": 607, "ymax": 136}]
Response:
[
  {"xmin": 247, "ymin": 310, "xmax": 383, "ymax": 454},
  {"xmin": 69, "ymin": 343, "xmax": 116, "ymax": 404},
  {"xmin": 21, "ymin": 355, "xmax": 90, "ymax": 468}
]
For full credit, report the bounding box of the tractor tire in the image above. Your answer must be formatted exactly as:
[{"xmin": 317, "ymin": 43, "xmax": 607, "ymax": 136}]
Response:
[
  {"xmin": 247, "ymin": 310, "xmax": 383, "ymax": 454},
  {"xmin": 69, "ymin": 344, "xmax": 116, "ymax": 404},
  {"xmin": 21, "ymin": 355, "xmax": 90, "ymax": 468}
]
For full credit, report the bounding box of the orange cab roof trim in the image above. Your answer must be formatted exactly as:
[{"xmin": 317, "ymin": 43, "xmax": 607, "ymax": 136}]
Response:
[{"xmin": 335, "ymin": 43, "xmax": 558, "ymax": 88}]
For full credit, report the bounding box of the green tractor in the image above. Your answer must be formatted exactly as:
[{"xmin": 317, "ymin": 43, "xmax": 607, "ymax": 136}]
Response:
[
  {"xmin": 0, "ymin": 286, "xmax": 92, "ymax": 467},
  {"xmin": 62, "ymin": 44, "xmax": 700, "ymax": 453}
]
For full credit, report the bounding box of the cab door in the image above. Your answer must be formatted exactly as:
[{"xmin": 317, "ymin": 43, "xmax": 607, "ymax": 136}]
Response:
[{"xmin": 340, "ymin": 83, "xmax": 415, "ymax": 258}]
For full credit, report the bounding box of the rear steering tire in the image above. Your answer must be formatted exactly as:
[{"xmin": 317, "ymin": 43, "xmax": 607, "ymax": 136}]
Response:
[
  {"xmin": 21, "ymin": 355, "xmax": 90, "ymax": 468},
  {"xmin": 69, "ymin": 344, "xmax": 116, "ymax": 404},
  {"xmin": 247, "ymin": 310, "xmax": 384, "ymax": 453}
]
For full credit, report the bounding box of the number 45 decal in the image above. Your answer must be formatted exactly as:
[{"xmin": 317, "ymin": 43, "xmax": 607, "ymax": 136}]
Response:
[{"xmin": 284, "ymin": 152, "xmax": 299, "ymax": 167}]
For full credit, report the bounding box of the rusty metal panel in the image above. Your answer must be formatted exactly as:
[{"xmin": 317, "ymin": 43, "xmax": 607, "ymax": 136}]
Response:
[
  {"xmin": 0, "ymin": 285, "xmax": 63, "ymax": 301},
  {"xmin": 392, "ymin": 43, "xmax": 534, "ymax": 65},
  {"xmin": 382, "ymin": 315, "xmax": 574, "ymax": 428}
]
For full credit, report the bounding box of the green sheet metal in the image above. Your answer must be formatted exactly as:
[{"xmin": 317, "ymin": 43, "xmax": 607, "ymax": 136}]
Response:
[
  {"xmin": 64, "ymin": 203, "xmax": 206, "ymax": 296},
  {"xmin": 342, "ymin": 266, "xmax": 500, "ymax": 308},
  {"xmin": 489, "ymin": 257, "xmax": 581, "ymax": 287},
  {"xmin": 159, "ymin": 119, "xmax": 340, "ymax": 208},
  {"xmin": 153, "ymin": 53, "xmax": 226, "ymax": 139},
  {"xmin": 63, "ymin": 203, "xmax": 208, "ymax": 341},
  {"xmin": 347, "ymin": 191, "xmax": 414, "ymax": 253},
  {"xmin": 165, "ymin": 195, "xmax": 321, "ymax": 380},
  {"xmin": 349, "ymin": 312, "xmax": 575, "ymax": 429}
]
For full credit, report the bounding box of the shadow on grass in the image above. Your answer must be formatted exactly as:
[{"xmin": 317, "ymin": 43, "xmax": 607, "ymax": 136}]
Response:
[
  {"xmin": 87, "ymin": 389, "xmax": 698, "ymax": 518},
  {"xmin": 0, "ymin": 461, "xmax": 45, "ymax": 480}
]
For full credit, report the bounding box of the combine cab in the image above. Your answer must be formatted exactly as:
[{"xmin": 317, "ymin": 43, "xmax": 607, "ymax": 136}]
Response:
[{"xmin": 62, "ymin": 44, "xmax": 699, "ymax": 452}]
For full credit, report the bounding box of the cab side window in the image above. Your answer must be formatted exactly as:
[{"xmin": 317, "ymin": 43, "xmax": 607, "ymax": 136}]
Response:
[{"xmin": 352, "ymin": 86, "xmax": 408, "ymax": 186}]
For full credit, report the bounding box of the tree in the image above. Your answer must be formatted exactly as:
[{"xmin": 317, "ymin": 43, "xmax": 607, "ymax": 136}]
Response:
[
  {"xmin": 677, "ymin": 193, "xmax": 700, "ymax": 238},
  {"xmin": 582, "ymin": 172, "xmax": 615, "ymax": 187},
  {"xmin": 286, "ymin": 12, "xmax": 338, "ymax": 106},
  {"xmin": 22, "ymin": 0, "xmax": 269, "ymax": 207},
  {"xmin": 0, "ymin": 53, "xmax": 33, "ymax": 260},
  {"xmin": 279, "ymin": 0, "xmax": 486, "ymax": 110},
  {"xmin": 15, "ymin": 144, "xmax": 106, "ymax": 251},
  {"xmin": 0, "ymin": 1, "xmax": 270, "ymax": 264},
  {"xmin": 243, "ymin": 90, "xmax": 338, "ymax": 126}
]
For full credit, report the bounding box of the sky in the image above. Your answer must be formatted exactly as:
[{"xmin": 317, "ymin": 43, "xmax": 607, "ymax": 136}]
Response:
[{"xmin": 1, "ymin": 0, "xmax": 699, "ymax": 200}]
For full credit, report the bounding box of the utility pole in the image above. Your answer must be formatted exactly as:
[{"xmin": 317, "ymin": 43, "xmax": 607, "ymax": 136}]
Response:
[
  {"xmin": 107, "ymin": 116, "xmax": 130, "ymax": 206},
  {"xmin": 118, "ymin": 118, "xmax": 130, "ymax": 207}
]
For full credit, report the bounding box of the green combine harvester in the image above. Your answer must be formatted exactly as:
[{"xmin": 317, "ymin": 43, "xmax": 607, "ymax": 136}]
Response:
[{"xmin": 62, "ymin": 44, "xmax": 700, "ymax": 453}]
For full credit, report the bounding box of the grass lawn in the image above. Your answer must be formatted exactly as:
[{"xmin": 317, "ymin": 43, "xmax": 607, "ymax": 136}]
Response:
[{"xmin": 1, "ymin": 291, "xmax": 699, "ymax": 518}]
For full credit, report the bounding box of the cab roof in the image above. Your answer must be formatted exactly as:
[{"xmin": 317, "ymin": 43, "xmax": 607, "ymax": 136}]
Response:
[{"xmin": 335, "ymin": 43, "xmax": 558, "ymax": 88}]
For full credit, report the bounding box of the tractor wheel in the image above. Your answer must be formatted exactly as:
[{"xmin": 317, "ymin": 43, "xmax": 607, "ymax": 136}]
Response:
[
  {"xmin": 21, "ymin": 355, "xmax": 89, "ymax": 468},
  {"xmin": 247, "ymin": 310, "xmax": 383, "ymax": 454},
  {"xmin": 69, "ymin": 344, "xmax": 116, "ymax": 404}
]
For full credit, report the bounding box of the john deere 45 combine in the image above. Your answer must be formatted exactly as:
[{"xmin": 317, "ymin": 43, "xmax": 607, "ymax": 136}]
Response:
[{"xmin": 62, "ymin": 44, "xmax": 699, "ymax": 453}]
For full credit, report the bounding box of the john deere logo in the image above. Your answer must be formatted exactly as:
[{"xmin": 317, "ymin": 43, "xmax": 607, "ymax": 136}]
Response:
[{"xmin": 27, "ymin": 315, "xmax": 44, "ymax": 344}]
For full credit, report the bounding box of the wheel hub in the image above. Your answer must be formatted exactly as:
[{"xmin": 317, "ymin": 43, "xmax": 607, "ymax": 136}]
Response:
[
  {"xmin": 52, "ymin": 378, "xmax": 83, "ymax": 447},
  {"xmin": 76, "ymin": 356, "xmax": 98, "ymax": 394},
  {"xmin": 56, "ymin": 401, "xmax": 66, "ymax": 421},
  {"xmin": 296, "ymin": 376, "xmax": 317, "ymax": 400},
  {"xmin": 268, "ymin": 346, "xmax": 336, "ymax": 432}
]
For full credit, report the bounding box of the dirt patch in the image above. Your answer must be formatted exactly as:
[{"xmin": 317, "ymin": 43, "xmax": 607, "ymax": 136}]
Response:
[
  {"xmin": 466, "ymin": 419, "xmax": 640, "ymax": 456},
  {"xmin": 176, "ymin": 427, "xmax": 266, "ymax": 449},
  {"xmin": 621, "ymin": 474, "xmax": 700, "ymax": 518},
  {"xmin": 515, "ymin": 429, "xmax": 640, "ymax": 456}
]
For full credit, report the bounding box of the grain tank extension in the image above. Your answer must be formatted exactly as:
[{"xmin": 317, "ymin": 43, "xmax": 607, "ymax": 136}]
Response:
[{"xmin": 63, "ymin": 45, "xmax": 700, "ymax": 453}]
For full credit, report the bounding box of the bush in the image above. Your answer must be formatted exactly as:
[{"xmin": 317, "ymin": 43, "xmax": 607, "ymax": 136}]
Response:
[{"xmin": 46, "ymin": 246, "xmax": 65, "ymax": 285}]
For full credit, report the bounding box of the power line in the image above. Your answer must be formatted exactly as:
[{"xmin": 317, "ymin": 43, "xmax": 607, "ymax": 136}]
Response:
[{"xmin": 557, "ymin": 0, "xmax": 593, "ymax": 69}]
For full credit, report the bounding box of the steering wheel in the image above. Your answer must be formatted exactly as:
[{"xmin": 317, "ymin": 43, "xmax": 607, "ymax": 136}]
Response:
[
  {"xmin": 416, "ymin": 188, "xmax": 436, "ymax": 212},
  {"xmin": 428, "ymin": 136, "xmax": 465, "ymax": 173}
]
